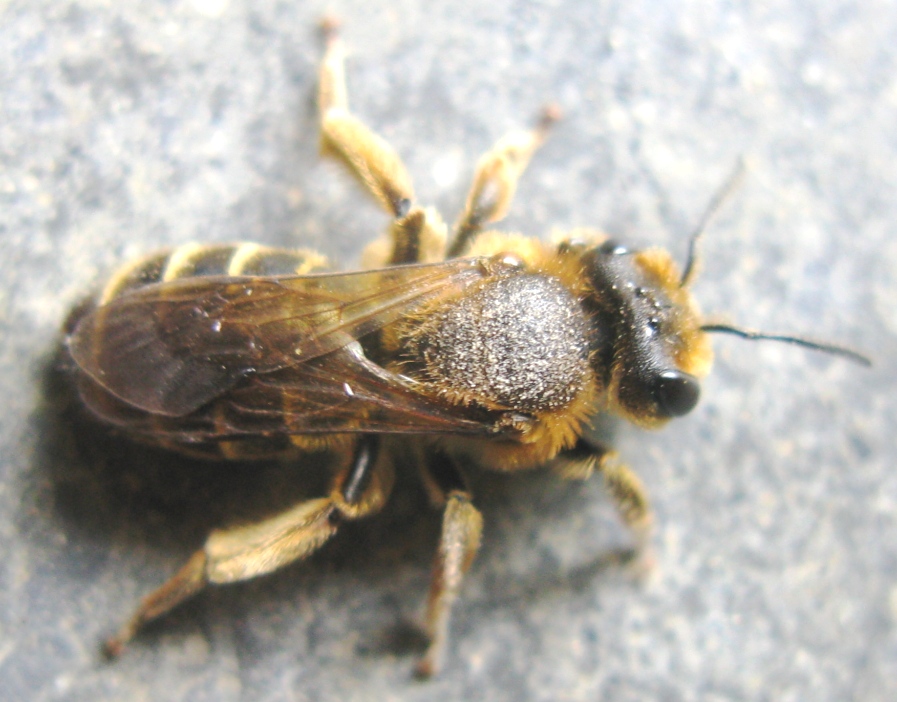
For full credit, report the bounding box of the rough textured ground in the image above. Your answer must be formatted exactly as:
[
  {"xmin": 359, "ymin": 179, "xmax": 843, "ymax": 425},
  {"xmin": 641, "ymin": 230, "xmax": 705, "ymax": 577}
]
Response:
[{"xmin": 1, "ymin": 1, "xmax": 895, "ymax": 700}]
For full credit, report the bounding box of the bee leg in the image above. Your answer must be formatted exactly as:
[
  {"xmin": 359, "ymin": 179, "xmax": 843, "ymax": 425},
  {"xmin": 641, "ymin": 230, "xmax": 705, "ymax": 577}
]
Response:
[
  {"xmin": 554, "ymin": 439, "xmax": 655, "ymax": 573},
  {"xmin": 319, "ymin": 20, "xmax": 446, "ymax": 265},
  {"xmin": 447, "ymin": 105, "xmax": 560, "ymax": 257},
  {"xmin": 600, "ymin": 461, "xmax": 655, "ymax": 574},
  {"xmin": 104, "ymin": 437, "xmax": 392, "ymax": 657},
  {"xmin": 318, "ymin": 18, "xmax": 414, "ymax": 217},
  {"xmin": 415, "ymin": 449, "xmax": 483, "ymax": 678}
]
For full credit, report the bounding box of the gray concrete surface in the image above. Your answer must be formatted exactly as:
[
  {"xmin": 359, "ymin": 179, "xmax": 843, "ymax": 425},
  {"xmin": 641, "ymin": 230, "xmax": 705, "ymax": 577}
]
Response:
[{"xmin": 1, "ymin": 1, "xmax": 895, "ymax": 700}]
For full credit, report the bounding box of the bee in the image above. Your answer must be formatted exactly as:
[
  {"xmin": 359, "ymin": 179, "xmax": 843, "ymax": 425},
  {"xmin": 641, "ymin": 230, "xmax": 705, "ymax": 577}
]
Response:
[{"xmin": 66, "ymin": 20, "xmax": 869, "ymax": 677}]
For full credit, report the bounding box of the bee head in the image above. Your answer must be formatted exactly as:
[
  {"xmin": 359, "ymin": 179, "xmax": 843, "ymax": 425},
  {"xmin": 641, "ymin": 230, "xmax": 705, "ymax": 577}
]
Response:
[{"xmin": 576, "ymin": 239, "xmax": 713, "ymax": 428}]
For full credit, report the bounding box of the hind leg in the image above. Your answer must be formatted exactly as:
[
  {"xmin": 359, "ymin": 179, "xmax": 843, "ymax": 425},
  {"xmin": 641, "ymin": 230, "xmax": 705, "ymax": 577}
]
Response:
[
  {"xmin": 319, "ymin": 20, "xmax": 445, "ymax": 264},
  {"xmin": 105, "ymin": 436, "xmax": 393, "ymax": 656}
]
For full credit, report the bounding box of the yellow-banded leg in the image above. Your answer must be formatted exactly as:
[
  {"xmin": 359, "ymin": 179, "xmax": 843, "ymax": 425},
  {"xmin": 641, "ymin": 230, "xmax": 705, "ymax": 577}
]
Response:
[
  {"xmin": 319, "ymin": 19, "xmax": 446, "ymax": 265},
  {"xmin": 104, "ymin": 436, "xmax": 393, "ymax": 657},
  {"xmin": 415, "ymin": 448, "xmax": 483, "ymax": 678},
  {"xmin": 318, "ymin": 20, "xmax": 557, "ymax": 264}
]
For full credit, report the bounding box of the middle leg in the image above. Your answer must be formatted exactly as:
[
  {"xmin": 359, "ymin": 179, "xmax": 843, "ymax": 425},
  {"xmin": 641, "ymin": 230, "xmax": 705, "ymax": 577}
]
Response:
[
  {"xmin": 447, "ymin": 105, "xmax": 560, "ymax": 257},
  {"xmin": 415, "ymin": 447, "xmax": 483, "ymax": 678}
]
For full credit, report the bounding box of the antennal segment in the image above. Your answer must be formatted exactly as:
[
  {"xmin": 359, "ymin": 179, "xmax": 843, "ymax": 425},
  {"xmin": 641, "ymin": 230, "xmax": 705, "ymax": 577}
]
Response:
[
  {"xmin": 680, "ymin": 157, "xmax": 747, "ymax": 288},
  {"xmin": 700, "ymin": 323, "xmax": 872, "ymax": 366}
]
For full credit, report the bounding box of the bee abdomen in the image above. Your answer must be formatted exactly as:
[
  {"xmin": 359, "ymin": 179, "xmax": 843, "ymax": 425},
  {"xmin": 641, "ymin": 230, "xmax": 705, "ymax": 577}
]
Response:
[{"xmin": 99, "ymin": 243, "xmax": 329, "ymax": 304}]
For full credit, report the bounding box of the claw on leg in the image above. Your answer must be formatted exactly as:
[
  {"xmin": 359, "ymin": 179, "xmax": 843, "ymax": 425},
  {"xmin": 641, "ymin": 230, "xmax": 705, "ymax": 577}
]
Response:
[
  {"xmin": 104, "ymin": 550, "xmax": 209, "ymax": 658},
  {"xmin": 597, "ymin": 457, "xmax": 655, "ymax": 576}
]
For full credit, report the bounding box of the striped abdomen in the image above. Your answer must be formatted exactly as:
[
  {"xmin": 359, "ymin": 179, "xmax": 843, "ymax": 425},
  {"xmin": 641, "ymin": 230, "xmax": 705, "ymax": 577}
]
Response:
[
  {"xmin": 98, "ymin": 243, "xmax": 329, "ymax": 304},
  {"xmin": 77, "ymin": 242, "xmax": 335, "ymax": 461}
]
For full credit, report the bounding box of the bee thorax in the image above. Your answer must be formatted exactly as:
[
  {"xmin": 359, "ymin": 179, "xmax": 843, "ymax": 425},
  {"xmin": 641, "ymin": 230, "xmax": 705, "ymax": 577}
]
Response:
[{"xmin": 412, "ymin": 274, "xmax": 590, "ymax": 412}]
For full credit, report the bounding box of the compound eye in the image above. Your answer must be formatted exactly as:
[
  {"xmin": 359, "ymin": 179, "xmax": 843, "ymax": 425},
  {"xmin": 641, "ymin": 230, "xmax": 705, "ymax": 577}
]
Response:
[{"xmin": 653, "ymin": 370, "xmax": 700, "ymax": 417}]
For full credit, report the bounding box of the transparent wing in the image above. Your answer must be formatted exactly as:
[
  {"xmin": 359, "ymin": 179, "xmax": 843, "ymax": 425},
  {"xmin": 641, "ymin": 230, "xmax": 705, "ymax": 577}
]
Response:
[
  {"xmin": 77, "ymin": 345, "xmax": 519, "ymax": 442},
  {"xmin": 69, "ymin": 259, "xmax": 492, "ymax": 417}
]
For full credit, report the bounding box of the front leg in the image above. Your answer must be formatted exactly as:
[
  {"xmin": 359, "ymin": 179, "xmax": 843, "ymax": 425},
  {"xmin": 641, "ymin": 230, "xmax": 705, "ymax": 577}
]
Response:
[
  {"xmin": 554, "ymin": 438, "xmax": 654, "ymax": 569},
  {"xmin": 104, "ymin": 436, "xmax": 392, "ymax": 657}
]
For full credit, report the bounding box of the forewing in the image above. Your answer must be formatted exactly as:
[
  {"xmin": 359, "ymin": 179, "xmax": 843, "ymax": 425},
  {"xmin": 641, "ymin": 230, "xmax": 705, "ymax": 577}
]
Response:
[
  {"xmin": 69, "ymin": 259, "xmax": 490, "ymax": 416},
  {"xmin": 79, "ymin": 345, "xmax": 516, "ymax": 442},
  {"xmin": 224, "ymin": 346, "xmax": 511, "ymax": 436}
]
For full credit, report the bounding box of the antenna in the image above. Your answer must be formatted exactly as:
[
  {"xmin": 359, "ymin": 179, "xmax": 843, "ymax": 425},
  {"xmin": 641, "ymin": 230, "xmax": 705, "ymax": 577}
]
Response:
[
  {"xmin": 700, "ymin": 323, "xmax": 872, "ymax": 366},
  {"xmin": 680, "ymin": 158, "xmax": 747, "ymax": 287}
]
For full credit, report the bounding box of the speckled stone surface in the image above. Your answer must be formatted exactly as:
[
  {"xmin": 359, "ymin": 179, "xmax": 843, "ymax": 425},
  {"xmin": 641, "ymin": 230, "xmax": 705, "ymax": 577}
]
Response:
[{"xmin": 1, "ymin": 2, "xmax": 895, "ymax": 700}]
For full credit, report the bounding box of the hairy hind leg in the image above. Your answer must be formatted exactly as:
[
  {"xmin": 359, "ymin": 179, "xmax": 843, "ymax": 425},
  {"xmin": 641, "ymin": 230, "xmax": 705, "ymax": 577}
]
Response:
[
  {"xmin": 105, "ymin": 436, "xmax": 393, "ymax": 657},
  {"xmin": 319, "ymin": 20, "xmax": 445, "ymax": 264}
]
